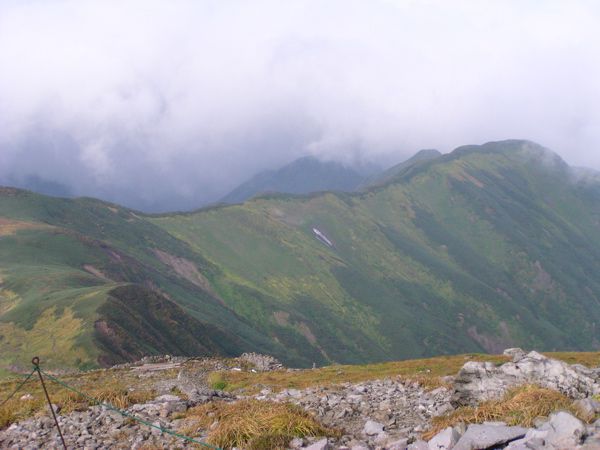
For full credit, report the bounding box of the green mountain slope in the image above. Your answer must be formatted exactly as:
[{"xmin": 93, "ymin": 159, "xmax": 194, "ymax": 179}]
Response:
[{"xmin": 2, "ymin": 140, "xmax": 600, "ymax": 373}]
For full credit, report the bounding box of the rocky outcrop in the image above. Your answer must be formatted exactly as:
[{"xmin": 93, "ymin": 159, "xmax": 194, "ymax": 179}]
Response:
[
  {"xmin": 257, "ymin": 377, "xmax": 453, "ymax": 448},
  {"xmin": 424, "ymin": 414, "xmax": 600, "ymax": 450},
  {"xmin": 0, "ymin": 394, "xmax": 200, "ymax": 449},
  {"xmin": 238, "ymin": 352, "xmax": 283, "ymax": 371},
  {"xmin": 2, "ymin": 350, "xmax": 600, "ymax": 449},
  {"xmin": 452, "ymin": 350, "xmax": 600, "ymax": 407}
]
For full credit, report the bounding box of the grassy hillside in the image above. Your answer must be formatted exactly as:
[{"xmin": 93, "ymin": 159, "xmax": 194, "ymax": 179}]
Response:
[
  {"xmin": 2, "ymin": 140, "xmax": 600, "ymax": 373},
  {"xmin": 153, "ymin": 140, "xmax": 600, "ymax": 362}
]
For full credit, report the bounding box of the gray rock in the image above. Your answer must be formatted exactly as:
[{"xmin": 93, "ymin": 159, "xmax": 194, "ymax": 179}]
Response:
[
  {"xmin": 505, "ymin": 429, "xmax": 549, "ymax": 449},
  {"xmin": 304, "ymin": 438, "xmax": 330, "ymax": 450},
  {"xmin": 453, "ymin": 423, "xmax": 527, "ymax": 450},
  {"xmin": 541, "ymin": 411, "xmax": 585, "ymax": 448},
  {"xmin": 387, "ymin": 437, "xmax": 409, "ymax": 449},
  {"xmin": 238, "ymin": 352, "xmax": 283, "ymax": 371},
  {"xmin": 153, "ymin": 394, "xmax": 181, "ymax": 402},
  {"xmin": 407, "ymin": 441, "xmax": 429, "ymax": 450},
  {"xmin": 504, "ymin": 348, "xmax": 527, "ymax": 361},
  {"xmin": 289, "ymin": 437, "xmax": 304, "ymax": 448},
  {"xmin": 453, "ymin": 351, "xmax": 600, "ymax": 406},
  {"xmin": 573, "ymin": 397, "xmax": 600, "ymax": 421},
  {"xmin": 428, "ymin": 426, "xmax": 460, "ymax": 449},
  {"xmin": 374, "ymin": 431, "xmax": 389, "ymax": 444},
  {"xmin": 363, "ymin": 420, "xmax": 384, "ymax": 436}
]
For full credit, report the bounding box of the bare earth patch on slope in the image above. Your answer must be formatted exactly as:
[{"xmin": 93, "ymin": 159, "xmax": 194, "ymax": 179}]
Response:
[
  {"xmin": 153, "ymin": 249, "xmax": 221, "ymax": 302},
  {"xmin": 0, "ymin": 217, "xmax": 51, "ymax": 236}
]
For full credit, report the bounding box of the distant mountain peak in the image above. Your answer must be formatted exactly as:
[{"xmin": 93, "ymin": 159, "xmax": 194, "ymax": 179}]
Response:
[{"xmin": 220, "ymin": 156, "xmax": 379, "ymax": 204}]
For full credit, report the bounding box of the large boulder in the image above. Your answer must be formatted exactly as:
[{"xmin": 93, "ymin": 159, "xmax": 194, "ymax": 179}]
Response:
[
  {"xmin": 238, "ymin": 352, "xmax": 283, "ymax": 371},
  {"xmin": 452, "ymin": 350, "xmax": 600, "ymax": 406},
  {"xmin": 452, "ymin": 423, "xmax": 527, "ymax": 450},
  {"xmin": 427, "ymin": 426, "xmax": 460, "ymax": 449}
]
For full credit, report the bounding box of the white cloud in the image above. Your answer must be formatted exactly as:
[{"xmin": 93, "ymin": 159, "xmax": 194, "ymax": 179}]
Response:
[{"xmin": 0, "ymin": 0, "xmax": 599, "ymax": 210}]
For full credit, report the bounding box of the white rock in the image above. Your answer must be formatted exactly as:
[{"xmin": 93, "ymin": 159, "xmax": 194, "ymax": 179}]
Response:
[
  {"xmin": 505, "ymin": 429, "xmax": 548, "ymax": 449},
  {"xmin": 153, "ymin": 394, "xmax": 181, "ymax": 402},
  {"xmin": 453, "ymin": 424, "xmax": 527, "ymax": 450},
  {"xmin": 289, "ymin": 437, "xmax": 304, "ymax": 448},
  {"xmin": 453, "ymin": 351, "xmax": 600, "ymax": 406},
  {"xmin": 387, "ymin": 437, "xmax": 409, "ymax": 450},
  {"xmin": 374, "ymin": 431, "xmax": 389, "ymax": 444},
  {"xmin": 428, "ymin": 426, "xmax": 460, "ymax": 449},
  {"xmin": 503, "ymin": 348, "xmax": 526, "ymax": 361},
  {"xmin": 573, "ymin": 397, "xmax": 600, "ymax": 421},
  {"xmin": 407, "ymin": 441, "xmax": 429, "ymax": 450},
  {"xmin": 304, "ymin": 438, "xmax": 330, "ymax": 450},
  {"xmin": 541, "ymin": 411, "xmax": 586, "ymax": 447},
  {"xmin": 363, "ymin": 420, "xmax": 384, "ymax": 436}
]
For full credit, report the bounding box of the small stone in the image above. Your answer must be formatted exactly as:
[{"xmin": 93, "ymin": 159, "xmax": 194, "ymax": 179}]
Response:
[
  {"xmin": 19, "ymin": 394, "xmax": 33, "ymax": 401},
  {"xmin": 153, "ymin": 394, "xmax": 181, "ymax": 402},
  {"xmin": 287, "ymin": 389, "xmax": 302, "ymax": 398},
  {"xmin": 304, "ymin": 438, "xmax": 330, "ymax": 450},
  {"xmin": 363, "ymin": 420, "xmax": 384, "ymax": 436},
  {"xmin": 387, "ymin": 437, "xmax": 409, "ymax": 449},
  {"xmin": 407, "ymin": 441, "xmax": 429, "ymax": 450},
  {"xmin": 374, "ymin": 431, "xmax": 389, "ymax": 444},
  {"xmin": 289, "ymin": 437, "xmax": 304, "ymax": 448}
]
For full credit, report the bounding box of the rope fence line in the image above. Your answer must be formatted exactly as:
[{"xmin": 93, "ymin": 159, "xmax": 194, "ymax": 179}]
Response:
[
  {"xmin": 0, "ymin": 368, "xmax": 35, "ymax": 407},
  {"xmin": 2, "ymin": 357, "xmax": 221, "ymax": 450}
]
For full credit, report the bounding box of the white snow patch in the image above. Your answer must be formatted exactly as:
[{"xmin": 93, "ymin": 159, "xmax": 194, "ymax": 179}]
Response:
[{"xmin": 312, "ymin": 228, "xmax": 333, "ymax": 247}]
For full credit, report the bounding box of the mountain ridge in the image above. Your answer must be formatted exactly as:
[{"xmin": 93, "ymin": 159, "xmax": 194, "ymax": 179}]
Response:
[
  {"xmin": 2, "ymin": 140, "xmax": 600, "ymax": 373},
  {"xmin": 220, "ymin": 155, "xmax": 379, "ymax": 204}
]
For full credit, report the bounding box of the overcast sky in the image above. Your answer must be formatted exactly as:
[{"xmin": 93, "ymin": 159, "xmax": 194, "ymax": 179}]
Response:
[{"xmin": 1, "ymin": 0, "xmax": 599, "ymax": 211}]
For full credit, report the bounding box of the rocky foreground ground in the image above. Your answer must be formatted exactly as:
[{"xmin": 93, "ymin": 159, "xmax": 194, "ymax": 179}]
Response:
[{"xmin": 1, "ymin": 350, "xmax": 600, "ymax": 449}]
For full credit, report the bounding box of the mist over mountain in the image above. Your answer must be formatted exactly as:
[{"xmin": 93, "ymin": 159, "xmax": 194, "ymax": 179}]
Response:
[
  {"xmin": 221, "ymin": 156, "xmax": 381, "ymax": 204},
  {"xmin": 1, "ymin": 1, "xmax": 600, "ymax": 212}
]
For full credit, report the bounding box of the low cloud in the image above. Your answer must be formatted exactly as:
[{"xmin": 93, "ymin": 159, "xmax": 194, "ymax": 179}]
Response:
[{"xmin": 1, "ymin": 0, "xmax": 599, "ymax": 210}]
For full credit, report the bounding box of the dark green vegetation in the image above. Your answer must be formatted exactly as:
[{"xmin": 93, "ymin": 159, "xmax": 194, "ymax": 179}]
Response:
[
  {"xmin": 221, "ymin": 156, "xmax": 378, "ymax": 204},
  {"xmin": 2, "ymin": 140, "xmax": 600, "ymax": 373}
]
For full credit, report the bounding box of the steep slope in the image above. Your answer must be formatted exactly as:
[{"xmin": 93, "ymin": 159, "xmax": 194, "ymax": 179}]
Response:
[
  {"xmin": 2, "ymin": 140, "xmax": 600, "ymax": 374},
  {"xmin": 153, "ymin": 140, "xmax": 600, "ymax": 362},
  {"xmin": 0, "ymin": 189, "xmax": 285, "ymax": 373},
  {"xmin": 220, "ymin": 156, "xmax": 374, "ymax": 204}
]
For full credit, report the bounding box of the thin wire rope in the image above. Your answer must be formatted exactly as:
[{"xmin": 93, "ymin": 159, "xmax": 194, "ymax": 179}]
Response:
[
  {"xmin": 0, "ymin": 369, "xmax": 36, "ymax": 407},
  {"xmin": 39, "ymin": 367, "xmax": 220, "ymax": 450}
]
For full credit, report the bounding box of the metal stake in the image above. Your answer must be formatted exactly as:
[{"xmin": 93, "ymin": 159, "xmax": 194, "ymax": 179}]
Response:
[{"xmin": 32, "ymin": 356, "xmax": 67, "ymax": 450}]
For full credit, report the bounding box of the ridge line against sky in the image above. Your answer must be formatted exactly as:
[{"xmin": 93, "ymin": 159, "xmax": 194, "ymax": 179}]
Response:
[{"xmin": 1, "ymin": 0, "xmax": 599, "ymax": 211}]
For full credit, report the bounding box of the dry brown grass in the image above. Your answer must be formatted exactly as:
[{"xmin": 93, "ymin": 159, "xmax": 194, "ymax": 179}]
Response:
[
  {"xmin": 3, "ymin": 351, "xmax": 599, "ymax": 433},
  {"xmin": 422, "ymin": 385, "xmax": 587, "ymax": 441},
  {"xmin": 545, "ymin": 352, "xmax": 600, "ymax": 368},
  {"xmin": 180, "ymin": 399, "xmax": 340, "ymax": 450},
  {"xmin": 207, "ymin": 353, "xmax": 510, "ymax": 394},
  {"xmin": 0, "ymin": 374, "xmax": 154, "ymax": 429},
  {"xmin": 209, "ymin": 352, "xmax": 600, "ymax": 396}
]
